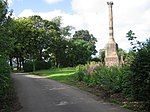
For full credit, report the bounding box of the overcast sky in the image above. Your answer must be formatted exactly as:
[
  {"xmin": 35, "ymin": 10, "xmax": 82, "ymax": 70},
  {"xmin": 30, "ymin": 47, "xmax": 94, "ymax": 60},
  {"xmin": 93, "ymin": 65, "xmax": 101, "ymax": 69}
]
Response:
[{"xmin": 8, "ymin": 0, "xmax": 150, "ymax": 52}]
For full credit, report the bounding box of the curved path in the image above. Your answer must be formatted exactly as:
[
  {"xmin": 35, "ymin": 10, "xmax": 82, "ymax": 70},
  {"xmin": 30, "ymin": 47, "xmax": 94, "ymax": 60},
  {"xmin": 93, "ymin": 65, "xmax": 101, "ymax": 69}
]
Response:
[{"xmin": 12, "ymin": 73, "xmax": 132, "ymax": 112}]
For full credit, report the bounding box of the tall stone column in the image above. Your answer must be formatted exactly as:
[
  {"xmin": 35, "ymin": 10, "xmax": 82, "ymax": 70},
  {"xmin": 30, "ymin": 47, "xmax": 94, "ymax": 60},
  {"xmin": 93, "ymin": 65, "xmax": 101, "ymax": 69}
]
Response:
[
  {"xmin": 108, "ymin": 1, "xmax": 114, "ymax": 42},
  {"xmin": 105, "ymin": 1, "xmax": 119, "ymax": 66}
]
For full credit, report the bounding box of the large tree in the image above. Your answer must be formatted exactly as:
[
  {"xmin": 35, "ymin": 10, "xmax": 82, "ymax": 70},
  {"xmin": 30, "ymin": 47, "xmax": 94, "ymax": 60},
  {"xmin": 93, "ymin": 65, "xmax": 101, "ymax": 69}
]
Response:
[
  {"xmin": 0, "ymin": 0, "xmax": 13, "ymax": 56},
  {"xmin": 66, "ymin": 30, "xmax": 97, "ymax": 66}
]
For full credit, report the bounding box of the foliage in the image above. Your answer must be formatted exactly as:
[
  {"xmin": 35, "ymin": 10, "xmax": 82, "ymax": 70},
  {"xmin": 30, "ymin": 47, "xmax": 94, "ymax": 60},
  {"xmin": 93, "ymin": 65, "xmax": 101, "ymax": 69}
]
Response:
[
  {"xmin": 99, "ymin": 49, "xmax": 105, "ymax": 63},
  {"xmin": 0, "ymin": 0, "xmax": 7, "ymax": 24},
  {"xmin": 8, "ymin": 15, "xmax": 97, "ymax": 69},
  {"xmin": 118, "ymin": 48, "xmax": 127, "ymax": 62},
  {"xmin": 129, "ymin": 39, "xmax": 150, "ymax": 110},
  {"xmin": 23, "ymin": 60, "xmax": 51, "ymax": 72},
  {"xmin": 0, "ymin": 0, "xmax": 14, "ymax": 57},
  {"xmin": 126, "ymin": 30, "xmax": 143, "ymax": 52},
  {"xmin": 0, "ymin": 1, "xmax": 16, "ymax": 111},
  {"xmin": 0, "ymin": 56, "xmax": 12, "ymax": 111},
  {"xmin": 75, "ymin": 63, "xmax": 129, "ymax": 93},
  {"xmin": 90, "ymin": 57, "xmax": 101, "ymax": 62},
  {"xmin": 126, "ymin": 30, "xmax": 150, "ymax": 111},
  {"xmin": 66, "ymin": 30, "xmax": 97, "ymax": 66}
]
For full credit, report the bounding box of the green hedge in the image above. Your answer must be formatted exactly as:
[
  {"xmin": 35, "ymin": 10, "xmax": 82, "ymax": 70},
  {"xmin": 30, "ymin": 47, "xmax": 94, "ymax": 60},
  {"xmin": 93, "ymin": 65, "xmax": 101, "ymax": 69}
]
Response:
[
  {"xmin": 0, "ymin": 56, "xmax": 12, "ymax": 111},
  {"xmin": 23, "ymin": 60, "xmax": 51, "ymax": 72}
]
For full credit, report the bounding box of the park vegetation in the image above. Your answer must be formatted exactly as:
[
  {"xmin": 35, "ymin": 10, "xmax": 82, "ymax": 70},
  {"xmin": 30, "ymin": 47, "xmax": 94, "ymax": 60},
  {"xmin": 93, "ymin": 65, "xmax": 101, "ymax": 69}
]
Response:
[
  {"xmin": 0, "ymin": 0, "xmax": 18, "ymax": 111},
  {"xmin": 8, "ymin": 16, "xmax": 97, "ymax": 71},
  {"xmin": 0, "ymin": 0, "xmax": 149, "ymax": 112},
  {"xmin": 33, "ymin": 31, "xmax": 150, "ymax": 112},
  {"xmin": 0, "ymin": 0, "xmax": 97, "ymax": 111}
]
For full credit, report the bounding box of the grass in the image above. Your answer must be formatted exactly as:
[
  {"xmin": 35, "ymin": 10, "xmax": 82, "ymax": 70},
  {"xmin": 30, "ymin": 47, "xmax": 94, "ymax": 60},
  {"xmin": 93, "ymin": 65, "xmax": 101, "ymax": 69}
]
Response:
[{"xmin": 32, "ymin": 67, "xmax": 77, "ymax": 84}]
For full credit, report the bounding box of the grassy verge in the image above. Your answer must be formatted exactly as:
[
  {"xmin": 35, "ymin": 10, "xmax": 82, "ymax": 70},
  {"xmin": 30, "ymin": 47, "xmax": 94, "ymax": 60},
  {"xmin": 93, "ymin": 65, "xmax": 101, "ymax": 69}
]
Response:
[{"xmin": 32, "ymin": 67, "xmax": 77, "ymax": 85}]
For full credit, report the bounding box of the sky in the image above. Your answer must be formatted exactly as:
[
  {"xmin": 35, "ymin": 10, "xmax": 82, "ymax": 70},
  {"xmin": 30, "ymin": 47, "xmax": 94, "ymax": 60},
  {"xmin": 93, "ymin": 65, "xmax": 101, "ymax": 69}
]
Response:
[{"xmin": 8, "ymin": 0, "xmax": 150, "ymax": 53}]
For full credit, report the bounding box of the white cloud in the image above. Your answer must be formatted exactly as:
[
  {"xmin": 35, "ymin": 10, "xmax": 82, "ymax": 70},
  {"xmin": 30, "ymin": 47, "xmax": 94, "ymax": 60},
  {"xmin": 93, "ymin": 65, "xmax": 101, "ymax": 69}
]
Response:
[
  {"xmin": 44, "ymin": 0, "xmax": 63, "ymax": 4},
  {"xmin": 18, "ymin": 9, "xmax": 35, "ymax": 17},
  {"xmin": 72, "ymin": 0, "xmax": 105, "ymax": 14},
  {"xmin": 8, "ymin": 0, "xmax": 13, "ymax": 6},
  {"xmin": 17, "ymin": 0, "xmax": 150, "ymax": 52}
]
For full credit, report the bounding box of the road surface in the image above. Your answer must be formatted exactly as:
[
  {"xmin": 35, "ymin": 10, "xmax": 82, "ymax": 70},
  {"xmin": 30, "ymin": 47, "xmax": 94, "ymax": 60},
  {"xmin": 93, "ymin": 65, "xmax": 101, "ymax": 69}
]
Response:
[{"xmin": 12, "ymin": 73, "xmax": 132, "ymax": 112}]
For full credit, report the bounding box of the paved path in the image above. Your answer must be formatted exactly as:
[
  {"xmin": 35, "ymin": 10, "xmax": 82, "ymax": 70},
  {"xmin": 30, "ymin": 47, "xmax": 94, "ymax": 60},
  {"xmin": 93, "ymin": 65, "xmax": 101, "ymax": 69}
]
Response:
[{"xmin": 12, "ymin": 73, "xmax": 132, "ymax": 112}]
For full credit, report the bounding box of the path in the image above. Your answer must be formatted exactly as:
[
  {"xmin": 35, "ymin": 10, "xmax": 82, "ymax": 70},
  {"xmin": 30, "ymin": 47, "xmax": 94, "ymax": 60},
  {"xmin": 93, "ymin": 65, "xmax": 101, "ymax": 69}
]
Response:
[{"xmin": 12, "ymin": 73, "xmax": 132, "ymax": 112}]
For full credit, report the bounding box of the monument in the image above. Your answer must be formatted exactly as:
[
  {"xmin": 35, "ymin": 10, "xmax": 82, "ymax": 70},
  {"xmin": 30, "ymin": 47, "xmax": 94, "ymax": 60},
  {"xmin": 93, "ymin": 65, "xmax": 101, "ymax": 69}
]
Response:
[{"xmin": 105, "ymin": 1, "xmax": 119, "ymax": 66}]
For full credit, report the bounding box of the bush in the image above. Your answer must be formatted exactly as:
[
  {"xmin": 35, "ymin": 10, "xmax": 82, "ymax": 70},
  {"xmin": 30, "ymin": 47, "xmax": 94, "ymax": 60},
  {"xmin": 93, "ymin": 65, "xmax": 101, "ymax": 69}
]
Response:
[
  {"xmin": 75, "ymin": 65, "xmax": 87, "ymax": 81},
  {"xmin": 95, "ymin": 65, "xmax": 130, "ymax": 93},
  {"xmin": 130, "ymin": 38, "xmax": 150, "ymax": 110},
  {"xmin": 23, "ymin": 60, "xmax": 51, "ymax": 72},
  {"xmin": 23, "ymin": 60, "xmax": 33, "ymax": 72},
  {"xmin": 0, "ymin": 56, "xmax": 12, "ymax": 111},
  {"xmin": 75, "ymin": 63, "xmax": 129, "ymax": 93}
]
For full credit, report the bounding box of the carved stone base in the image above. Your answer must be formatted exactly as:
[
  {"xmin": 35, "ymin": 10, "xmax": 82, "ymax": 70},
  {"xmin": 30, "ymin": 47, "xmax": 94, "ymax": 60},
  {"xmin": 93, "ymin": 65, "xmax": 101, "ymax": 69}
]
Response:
[{"xmin": 105, "ymin": 56, "xmax": 119, "ymax": 66}]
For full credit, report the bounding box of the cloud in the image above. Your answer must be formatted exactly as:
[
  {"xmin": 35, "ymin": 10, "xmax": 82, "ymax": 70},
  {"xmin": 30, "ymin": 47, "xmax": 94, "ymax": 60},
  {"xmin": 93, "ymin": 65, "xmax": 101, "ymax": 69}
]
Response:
[
  {"xmin": 8, "ymin": 0, "xmax": 13, "ymax": 6},
  {"xmin": 44, "ymin": 0, "xmax": 63, "ymax": 4},
  {"xmin": 18, "ymin": 9, "xmax": 35, "ymax": 17},
  {"xmin": 71, "ymin": 0, "xmax": 105, "ymax": 14}
]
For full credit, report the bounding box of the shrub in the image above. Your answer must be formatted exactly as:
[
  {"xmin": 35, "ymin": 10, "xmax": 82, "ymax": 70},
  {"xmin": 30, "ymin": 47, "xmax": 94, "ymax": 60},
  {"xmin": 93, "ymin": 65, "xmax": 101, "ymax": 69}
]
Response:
[
  {"xmin": 95, "ymin": 65, "xmax": 129, "ymax": 93},
  {"xmin": 0, "ymin": 56, "xmax": 12, "ymax": 111},
  {"xmin": 23, "ymin": 60, "xmax": 51, "ymax": 72},
  {"xmin": 75, "ymin": 65, "xmax": 87, "ymax": 81},
  {"xmin": 23, "ymin": 60, "xmax": 33, "ymax": 72},
  {"xmin": 130, "ymin": 38, "xmax": 150, "ymax": 110},
  {"xmin": 75, "ymin": 62, "xmax": 129, "ymax": 93}
]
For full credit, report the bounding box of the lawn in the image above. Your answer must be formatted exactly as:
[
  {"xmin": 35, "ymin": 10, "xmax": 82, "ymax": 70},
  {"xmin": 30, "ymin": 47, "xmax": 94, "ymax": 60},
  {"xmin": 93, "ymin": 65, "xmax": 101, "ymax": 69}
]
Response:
[{"xmin": 32, "ymin": 67, "xmax": 77, "ymax": 84}]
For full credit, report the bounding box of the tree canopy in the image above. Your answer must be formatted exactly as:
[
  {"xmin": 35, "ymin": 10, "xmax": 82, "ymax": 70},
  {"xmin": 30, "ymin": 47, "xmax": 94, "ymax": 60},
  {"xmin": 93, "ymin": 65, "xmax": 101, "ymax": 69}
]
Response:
[{"xmin": 5, "ymin": 15, "xmax": 97, "ymax": 71}]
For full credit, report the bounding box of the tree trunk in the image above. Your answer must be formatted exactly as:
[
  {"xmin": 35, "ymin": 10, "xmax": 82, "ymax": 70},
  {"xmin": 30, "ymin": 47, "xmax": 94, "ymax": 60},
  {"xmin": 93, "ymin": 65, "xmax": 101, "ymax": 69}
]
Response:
[
  {"xmin": 16, "ymin": 57, "xmax": 19, "ymax": 70},
  {"xmin": 9, "ymin": 57, "xmax": 13, "ymax": 70},
  {"xmin": 33, "ymin": 62, "xmax": 35, "ymax": 71},
  {"xmin": 19, "ymin": 57, "xmax": 22, "ymax": 71}
]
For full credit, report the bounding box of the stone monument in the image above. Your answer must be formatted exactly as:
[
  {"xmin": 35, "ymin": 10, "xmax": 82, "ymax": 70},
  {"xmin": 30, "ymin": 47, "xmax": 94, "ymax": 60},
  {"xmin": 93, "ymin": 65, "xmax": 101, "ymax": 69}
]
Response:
[{"xmin": 105, "ymin": 1, "xmax": 119, "ymax": 66}]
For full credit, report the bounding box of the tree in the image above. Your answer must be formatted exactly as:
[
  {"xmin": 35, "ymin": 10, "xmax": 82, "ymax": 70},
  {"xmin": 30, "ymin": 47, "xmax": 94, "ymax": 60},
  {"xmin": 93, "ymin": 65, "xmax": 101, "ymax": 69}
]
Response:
[
  {"xmin": 130, "ymin": 39, "xmax": 150, "ymax": 110},
  {"xmin": 0, "ymin": 0, "xmax": 13, "ymax": 57},
  {"xmin": 65, "ymin": 30, "xmax": 97, "ymax": 66},
  {"xmin": 99, "ymin": 49, "xmax": 105, "ymax": 64},
  {"xmin": 73, "ymin": 30, "xmax": 97, "ymax": 54},
  {"xmin": 10, "ymin": 16, "xmax": 63, "ymax": 70},
  {"xmin": 0, "ymin": 0, "xmax": 7, "ymax": 24},
  {"xmin": 73, "ymin": 30, "xmax": 97, "ymax": 43},
  {"xmin": 126, "ymin": 30, "xmax": 150, "ymax": 110},
  {"xmin": 0, "ymin": 1, "xmax": 15, "ymax": 111},
  {"xmin": 51, "ymin": 16, "xmax": 74, "ymax": 67}
]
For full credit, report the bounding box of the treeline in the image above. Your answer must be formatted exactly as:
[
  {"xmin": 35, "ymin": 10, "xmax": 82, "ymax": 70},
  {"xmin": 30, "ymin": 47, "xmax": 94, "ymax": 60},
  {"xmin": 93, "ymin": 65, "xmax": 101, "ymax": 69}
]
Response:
[
  {"xmin": 7, "ymin": 16, "xmax": 97, "ymax": 71},
  {"xmin": 0, "ymin": 0, "xmax": 17, "ymax": 111},
  {"xmin": 75, "ymin": 31, "xmax": 150, "ymax": 111}
]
